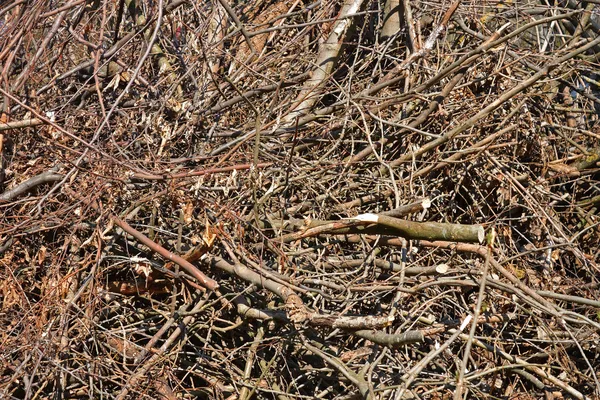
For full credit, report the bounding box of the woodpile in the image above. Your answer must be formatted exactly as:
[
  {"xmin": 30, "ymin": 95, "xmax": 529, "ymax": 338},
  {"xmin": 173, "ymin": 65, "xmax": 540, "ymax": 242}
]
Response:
[{"xmin": 1, "ymin": 0, "xmax": 599, "ymax": 398}]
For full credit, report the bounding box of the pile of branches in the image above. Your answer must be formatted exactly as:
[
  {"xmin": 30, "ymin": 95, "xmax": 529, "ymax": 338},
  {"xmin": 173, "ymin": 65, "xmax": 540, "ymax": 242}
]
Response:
[{"xmin": 1, "ymin": 0, "xmax": 600, "ymax": 398}]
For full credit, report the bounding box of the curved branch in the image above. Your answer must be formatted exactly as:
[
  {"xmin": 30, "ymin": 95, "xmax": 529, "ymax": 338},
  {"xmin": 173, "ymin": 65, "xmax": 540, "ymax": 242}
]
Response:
[{"xmin": 0, "ymin": 165, "xmax": 63, "ymax": 202}]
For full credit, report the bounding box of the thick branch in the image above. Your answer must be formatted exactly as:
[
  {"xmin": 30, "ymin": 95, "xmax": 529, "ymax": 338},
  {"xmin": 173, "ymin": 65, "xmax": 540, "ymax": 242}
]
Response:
[{"xmin": 0, "ymin": 166, "xmax": 63, "ymax": 202}]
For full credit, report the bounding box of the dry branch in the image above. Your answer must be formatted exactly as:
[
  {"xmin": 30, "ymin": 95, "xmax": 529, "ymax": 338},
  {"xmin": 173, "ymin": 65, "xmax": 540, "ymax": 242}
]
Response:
[
  {"xmin": 281, "ymin": 213, "xmax": 484, "ymax": 243},
  {"xmin": 0, "ymin": 165, "xmax": 63, "ymax": 202},
  {"xmin": 0, "ymin": 118, "xmax": 43, "ymax": 131},
  {"xmin": 2, "ymin": 1, "xmax": 600, "ymax": 398},
  {"xmin": 284, "ymin": 0, "xmax": 366, "ymax": 122}
]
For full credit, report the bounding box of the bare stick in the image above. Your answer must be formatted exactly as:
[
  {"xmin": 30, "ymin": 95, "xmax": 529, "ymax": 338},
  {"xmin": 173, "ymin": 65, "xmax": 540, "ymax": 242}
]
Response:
[
  {"xmin": 0, "ymin": 118, "xmax": 43, "ymax": 131},
  {"xmin": 284, "ymin": 0, "xmax": 366, "ymax": 122},
  {"xmin": 216, "ymin": 0, "xmax": 255, "ymax": 54},
  {"xmin": 281, "ymin": 213, "xmax": 484, "ymax": 243},
  {"xmin": 455, "ymin": 229, "xmax": 494, "ymax": 399},
  {"xmin": 0, "ymin": 165, "xmax": 63, "ymax": 202}
]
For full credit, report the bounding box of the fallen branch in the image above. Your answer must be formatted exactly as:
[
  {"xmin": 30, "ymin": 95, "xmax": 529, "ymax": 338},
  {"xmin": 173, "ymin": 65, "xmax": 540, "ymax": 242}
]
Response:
[
  {"xmin": 64, "ymin": 186, "xmax": 219, "ymax": 291},
  {"xmin": 0, "ymin": 165, "xmax": 63, "ymax": 202},
  {"xmin": 281, "ymin": 213, "xmax": 484, "ymax": 243},
  {"xmin": 0, "ymin": 118, "xmax": 43, "ymax": 131},
  {"xmin": 203, "ymin": 254, "xmax": 391, "ymax": 329},
  {"xmin": 284, "ymin": 0, "xmax": 366, "ymax": 122},
  {"xmin": 130, "ymin": 162, "xmax": 272, "ymax": 180}
]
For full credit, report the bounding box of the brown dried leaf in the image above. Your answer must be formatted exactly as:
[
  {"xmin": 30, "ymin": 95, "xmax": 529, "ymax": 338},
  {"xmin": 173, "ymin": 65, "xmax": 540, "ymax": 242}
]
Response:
[
  {"xmin": 183, "ymin": 201, "xmax": 194, "ymax": 224},
  {"xmin": 548, "ymin": 162, "xmax": 579, "ymax": 176}
]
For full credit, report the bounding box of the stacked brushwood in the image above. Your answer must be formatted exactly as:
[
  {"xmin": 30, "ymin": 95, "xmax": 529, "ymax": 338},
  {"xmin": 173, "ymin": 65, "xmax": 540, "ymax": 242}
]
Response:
[{"xmin": 1, "ymin": 0, "xmax": 600, "ymax": 398}]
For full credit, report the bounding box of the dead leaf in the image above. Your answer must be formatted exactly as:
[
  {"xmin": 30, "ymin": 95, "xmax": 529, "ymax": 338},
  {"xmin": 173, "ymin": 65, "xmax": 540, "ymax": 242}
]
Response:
[
  {"xmin": 183, "ymin": 202, "xmax": 194, "ymax": 224},
  {"xmin": 548, "ymin": 162, "xmax": 579, "ymax": 176}
]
